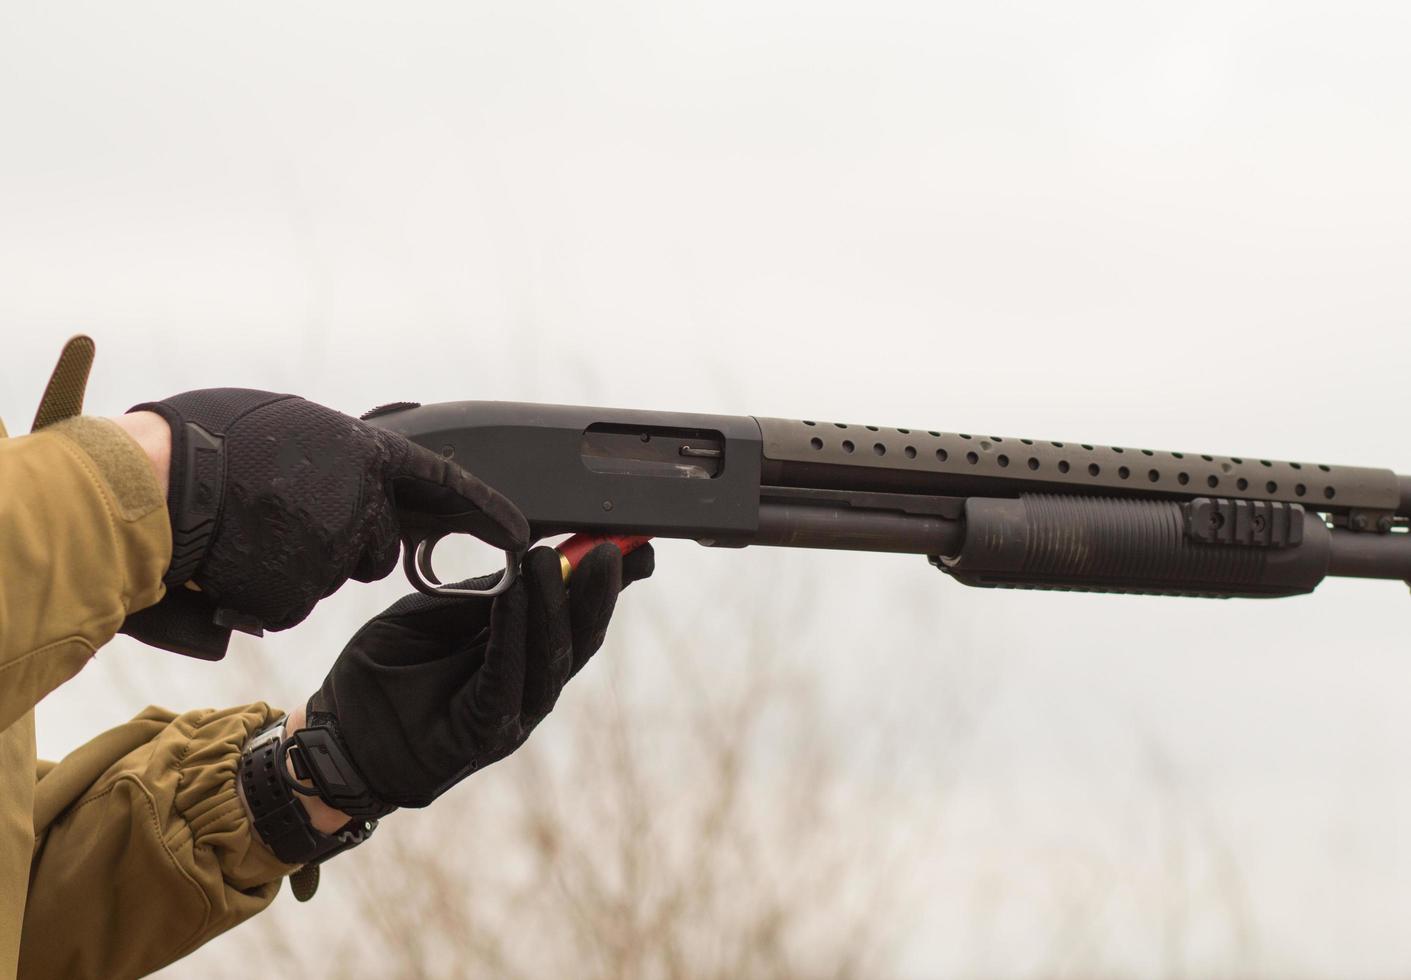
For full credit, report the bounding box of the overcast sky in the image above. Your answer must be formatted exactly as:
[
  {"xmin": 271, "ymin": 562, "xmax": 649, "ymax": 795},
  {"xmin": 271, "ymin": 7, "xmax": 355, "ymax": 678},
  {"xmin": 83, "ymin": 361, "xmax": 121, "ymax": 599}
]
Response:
[{"xmin": 3, "ymin": 2, "xmax": 1411, "ymax": 976}]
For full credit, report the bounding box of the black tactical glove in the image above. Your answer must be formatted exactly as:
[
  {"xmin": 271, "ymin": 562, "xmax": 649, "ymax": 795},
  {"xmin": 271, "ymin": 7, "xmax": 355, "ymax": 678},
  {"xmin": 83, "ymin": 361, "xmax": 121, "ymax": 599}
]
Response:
[
  {"xmin": 122, "ymin": 389, "xmax": 528, "ymax": 650},
  {"xmin": 302, "ymin": 541, "xmax": 654, "ymax": 811}
]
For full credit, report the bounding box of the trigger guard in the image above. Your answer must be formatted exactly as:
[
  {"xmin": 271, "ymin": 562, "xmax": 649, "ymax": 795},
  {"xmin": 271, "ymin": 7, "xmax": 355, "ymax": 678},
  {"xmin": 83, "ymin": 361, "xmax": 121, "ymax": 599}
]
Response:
[
  {"xmin": 404, "ymin": 536, "xmax": 520, "ymax": 598},
  {"xmin": 415, "ymin": 533, "xmax": 443, "ymax": 585}
]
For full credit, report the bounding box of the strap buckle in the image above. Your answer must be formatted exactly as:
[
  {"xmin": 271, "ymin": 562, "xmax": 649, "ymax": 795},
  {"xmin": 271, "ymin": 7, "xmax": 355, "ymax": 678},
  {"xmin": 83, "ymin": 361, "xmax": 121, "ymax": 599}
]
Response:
[{"xmin": 279, "ymin": 725, "xmax": 389, "ymax": 819}]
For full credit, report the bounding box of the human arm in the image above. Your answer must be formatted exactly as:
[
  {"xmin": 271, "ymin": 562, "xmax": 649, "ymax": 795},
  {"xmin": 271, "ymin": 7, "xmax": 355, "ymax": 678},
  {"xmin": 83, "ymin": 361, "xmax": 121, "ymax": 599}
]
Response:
[
  {"xmin": 262, "ymin": 542, "xmax": 654, "ymax": 848},
  {"xmin": 20, "ymin": 704, "xmax": 299, "ymax": 979},
  {"xmin": 2, "ymin": 390, "xmax": 521, "ymax": 976},
  {"xmin": 0, "ymin": 416, "xmax": 171, "ymax": 731},
  {"xmin": 108, "ymin": 410, "xmax": 171, "ymax": 495},
  {"xmin": 19, "ymin": 540, "xmax": 653, "ymax": 980},
  {"xmin": 119, "ymin": 389, "xmax": 528, "ymax": 657},
  {"xmin": 0, "ymin": 408, "xmax": 292, "ymax": 978}
]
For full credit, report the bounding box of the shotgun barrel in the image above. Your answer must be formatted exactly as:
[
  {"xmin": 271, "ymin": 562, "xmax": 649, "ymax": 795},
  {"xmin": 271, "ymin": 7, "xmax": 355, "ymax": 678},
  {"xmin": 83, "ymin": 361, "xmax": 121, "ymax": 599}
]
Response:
[{"xmin": 365, "ymin": 401, "xmax": 1411, "ymax": 600}]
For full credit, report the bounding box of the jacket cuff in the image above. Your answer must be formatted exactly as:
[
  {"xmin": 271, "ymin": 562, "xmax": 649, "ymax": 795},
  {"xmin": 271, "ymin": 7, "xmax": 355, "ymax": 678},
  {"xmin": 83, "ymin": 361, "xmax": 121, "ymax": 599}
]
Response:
[
  {"xmin": 46, "ymin": 416, "xmax": 165, "ymax": 521},
  {"xmin": 45, "ymin": 416, "xmax": 170, "ymax": 614},
  {"xmin": 171, "ymin": 704, "xmax": 302, "ymax": 888}
]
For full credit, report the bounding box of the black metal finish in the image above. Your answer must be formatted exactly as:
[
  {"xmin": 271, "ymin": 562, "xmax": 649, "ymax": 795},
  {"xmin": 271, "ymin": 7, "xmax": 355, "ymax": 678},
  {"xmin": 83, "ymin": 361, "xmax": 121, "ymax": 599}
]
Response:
[
  {"xmin": 369, "ymin": 401, "xmax": 764, "ymax": 540},
  {"xmin": 747, "ymin": 501, "xmax": 964, "ymax": 555},
  {"xmin": 1183, "ymin": 498, "xmax": 1303, "ymax": 548},
  {"xmin": 1327, "ymin": 530, "xmax": 1411, "ymax": 581},
  {"xmin": 371, "ymin": 401, "xmax": 1411, "ymax": 597},
  {"xmin": 757, "ymin": 416, "xmax": 1403, "ymax": 516},
  {"xmin": 937, "ymin": 495, "xmax": 1331, "ymax": 598}
]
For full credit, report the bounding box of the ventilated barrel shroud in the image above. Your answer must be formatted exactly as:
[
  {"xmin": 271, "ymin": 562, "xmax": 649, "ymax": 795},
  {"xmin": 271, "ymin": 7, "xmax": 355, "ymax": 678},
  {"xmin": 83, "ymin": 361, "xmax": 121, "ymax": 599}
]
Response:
[
  {"xmin": 756, "ymin": 416, "xmax": 1411, "ymax": 597},
  {"xmin": 368, "ymin": 401, "xmax": 1411, "ymax": 600}
]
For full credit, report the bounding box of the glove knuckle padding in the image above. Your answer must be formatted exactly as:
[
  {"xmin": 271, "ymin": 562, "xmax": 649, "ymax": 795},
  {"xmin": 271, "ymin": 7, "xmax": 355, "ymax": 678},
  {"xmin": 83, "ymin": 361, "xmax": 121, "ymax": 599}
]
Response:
[{"xmin": 200, "ymin": 396, "xmax": 391, "ymax": 628}]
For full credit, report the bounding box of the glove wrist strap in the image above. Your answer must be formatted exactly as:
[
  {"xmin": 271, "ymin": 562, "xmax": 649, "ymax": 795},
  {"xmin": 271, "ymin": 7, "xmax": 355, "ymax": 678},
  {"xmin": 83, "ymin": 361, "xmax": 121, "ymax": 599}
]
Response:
[
  {"xmin": 129, "ymin": 401, "xmax": 225, "ymax": 587},
  {"xmin": 237, "ymin": 722, "xmax": 380, "ymax": 879},
  {"xmin": 279, "ymin": 724, "xmax": 395, "ymax": 819}
]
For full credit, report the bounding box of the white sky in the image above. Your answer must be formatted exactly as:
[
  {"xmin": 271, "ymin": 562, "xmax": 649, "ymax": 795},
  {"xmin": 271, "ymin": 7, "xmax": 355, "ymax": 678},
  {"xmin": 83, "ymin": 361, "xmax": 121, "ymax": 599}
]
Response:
[{"xmin": 3, "ymin": 1, "xmax": 1411, "ymax": 975}]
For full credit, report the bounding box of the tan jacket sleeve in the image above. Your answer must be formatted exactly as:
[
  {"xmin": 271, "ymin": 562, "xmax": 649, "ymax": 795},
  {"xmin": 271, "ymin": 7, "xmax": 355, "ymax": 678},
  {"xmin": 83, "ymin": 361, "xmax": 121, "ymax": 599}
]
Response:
[
  {"xmin": 21, "ymin": 704, "xmax": 297, "ymax": 980},
  {"xmin": 0, "ymin": 416, "xmax": 296, "ymax": 978},
  {"xmin": 0, "ymin": 417, "xmax": 169, "ymax": 731}
]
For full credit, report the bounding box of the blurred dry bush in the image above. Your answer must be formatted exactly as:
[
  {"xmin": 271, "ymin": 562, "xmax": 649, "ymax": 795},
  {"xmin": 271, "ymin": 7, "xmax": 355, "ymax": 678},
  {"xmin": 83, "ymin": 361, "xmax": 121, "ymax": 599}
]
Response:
[
  {"xmin": 115, "ymin": 551, "xmax": 1264, "ymax": 979},
  {"xmin": 190, "ymin": 559, "xmax": 978, "ymax": 980}
]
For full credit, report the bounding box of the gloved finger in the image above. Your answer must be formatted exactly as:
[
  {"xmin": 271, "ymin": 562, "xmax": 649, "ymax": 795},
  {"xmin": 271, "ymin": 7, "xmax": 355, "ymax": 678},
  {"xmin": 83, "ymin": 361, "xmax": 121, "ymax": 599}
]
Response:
[
  {"xmin": 452, "ymin": 578, "xmax": 529, "ymax": 743},
  {"xmin": 520, "ymin": 547, "xmax": 573, "ymax": 719},
  {"xmin": 345, "ymin": 583, "xmax": 491, "ymax": 659},
  {"xmin": 566, "ymin": 542, "xmax": 625, "ymax": 677},
  {"xmin": 267, "ymin": 596, "xmax": 321, "ymax": 633},
  {"xmin": 378, "ymin": 431, "xmax": 530, "ymax": 553},
  {"xmin": 345, "ymin": 606, "xmax": 493, "ymax": 679},
  {"xmin": 361, "ymin": 573, "xmax": 502, "ymax": 665},
  {"xmin": 377, "ymin": 571, "xmax": 503, "ymax": 619},
  {"xmin": 620, "ymin": 542, "xmax": 656, "ymax": 590},
  {"xmin": 350, "ymin": 504, "xmax": 401, "ymax": 583}
]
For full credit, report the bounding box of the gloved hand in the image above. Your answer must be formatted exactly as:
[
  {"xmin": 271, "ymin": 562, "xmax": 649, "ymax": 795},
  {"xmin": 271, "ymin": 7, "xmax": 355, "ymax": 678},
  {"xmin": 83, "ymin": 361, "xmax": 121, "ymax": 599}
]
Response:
[
  {"xmin": 130, "ymin": 389, "xmax": 528, "ymax": 633},
  {"xmin": 302, "ymin": 541, "xmax": 655, "ymax": 811}
]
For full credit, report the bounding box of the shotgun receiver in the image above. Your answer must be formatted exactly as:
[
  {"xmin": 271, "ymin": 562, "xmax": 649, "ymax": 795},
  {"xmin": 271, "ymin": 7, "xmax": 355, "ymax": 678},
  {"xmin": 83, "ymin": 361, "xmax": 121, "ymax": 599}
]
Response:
[{"xmin": 364, "ymin": 401, "xmax": 1411, "ymax": 600}]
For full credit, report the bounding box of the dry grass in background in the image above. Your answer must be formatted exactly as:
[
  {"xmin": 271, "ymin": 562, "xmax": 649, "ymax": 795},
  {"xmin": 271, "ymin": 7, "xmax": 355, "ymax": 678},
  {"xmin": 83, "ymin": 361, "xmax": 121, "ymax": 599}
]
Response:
[
  {"xmin": 129, "ymin": 558, "xmax": 1269, "ymax": 980},
  {"xmin": 195, "ymin": 571, "xmax": 971, "ymax": 979},
  {"xmin": 47, "ymin": 535, "xmax": 1297, "ymax": 980}
]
